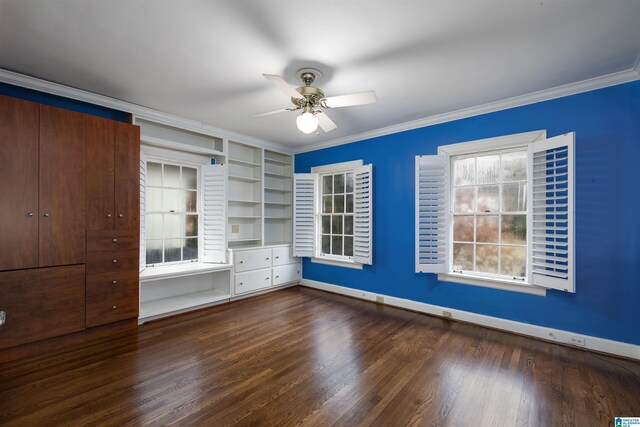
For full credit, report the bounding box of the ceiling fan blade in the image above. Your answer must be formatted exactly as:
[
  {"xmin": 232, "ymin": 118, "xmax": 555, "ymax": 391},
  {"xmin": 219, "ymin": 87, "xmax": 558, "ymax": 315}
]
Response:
[
  {"xmin": 316, "ymin": 111, "xmax": 337, "ymax": 133},
  {"xmin": 322, "ymin": 91, "xmax": 377, "ymax": 108},
  {"xmin": 263, "ymin": 74, "xmax": 305, "ymax": 100},
  {"xmin": 252, "ymin": 107, "xmax": 298, "ymax": 118}
]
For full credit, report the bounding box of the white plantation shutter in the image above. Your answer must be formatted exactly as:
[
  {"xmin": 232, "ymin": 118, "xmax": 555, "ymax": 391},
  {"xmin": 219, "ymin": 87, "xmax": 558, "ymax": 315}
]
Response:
[
  {"xmin": 293, "ymin": 173, "xmax": 316, "ymax": 257},
  {"xmin": 139, "ymin": 153, "xmax": 147, "ymax": 270},
  {"xmin": 415, "ymin": 155, "xmax": 450, "ymax": 273},
  {"xmin": 528, "ymin": 132, "xmax": 575, "ymax": 292},
  {"xmin": 353, "ymin": 164, "xmax": 373, "ymax": 265},
  {"xmin": 202, "ymin": 164, "xmax": 227, "ymax": 263}
]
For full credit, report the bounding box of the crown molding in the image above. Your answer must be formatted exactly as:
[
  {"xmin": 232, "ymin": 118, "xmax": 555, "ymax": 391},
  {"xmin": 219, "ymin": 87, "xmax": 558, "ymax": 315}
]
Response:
[
  {"xmin": 0, "ymin": 68, "xmax": 293, "ymax": 154},
  {"xmin": 294, "ymin": 67, "xmax": 640, "ymax": 154}
]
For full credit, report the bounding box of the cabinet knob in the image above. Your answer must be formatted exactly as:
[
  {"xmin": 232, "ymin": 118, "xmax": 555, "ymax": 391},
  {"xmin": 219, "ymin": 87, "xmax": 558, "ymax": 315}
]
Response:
[
  {"xmin": 239, "ymin": 261, "xmax": 243, "ymax": 264},
  {"xmin": 43, "ymin": 213, "xmax": 50, "ymax": 217},
  {"xmin": 275, "ymin": 275, "xmax": 280, "ymax": 279},
  {"xmin": 275, "ymin": 256, "xmax": 279, "ymax": 259},
  {"xmin": 265, "ymin": 277, "xmax": 269, "ymax": 280},
  {"xmin": 239, "ymin": 282, "xmax": 243, "ymax": 286},
  {"xmin": 297, "ymin": 271, "xmax": 300, "ymax": 274},
  {"xmin": 107, "ymin": 213, "xmax": 112, "ymax": 218},
  {"xmin": 112, "ymin": 280, "xmax": 118, "ymax": 285},
  {"xmin": 112, "ymin": 259, "xmax": 118, "ymax": 264},
  {"xmin": 112, "ymin": 306, "xmax": 118, "ymax": 310},
  {"xmin": 118, "ymin": 213, "xmax": 124, "ymax": 218},
  {"xmin": 266, "ymin": 257, "xmax": 270, "ymax": 260},
  {"xmin": 113, "ymin": 238, "xmax": 118, "ymax": 243},
  {"xmin": 26, "ymin": 212, "xmax": 34, "ymax": 217}
]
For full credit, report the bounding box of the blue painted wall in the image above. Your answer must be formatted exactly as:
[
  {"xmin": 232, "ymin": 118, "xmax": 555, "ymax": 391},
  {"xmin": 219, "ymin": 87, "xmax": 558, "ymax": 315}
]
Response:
[
  {"xmin": 0, "ymin": 82, "xmax": 128, "ymax": 122},
  {"xmin": 296, "ymin": 80, "xmax": 640, "ymax": 346}
]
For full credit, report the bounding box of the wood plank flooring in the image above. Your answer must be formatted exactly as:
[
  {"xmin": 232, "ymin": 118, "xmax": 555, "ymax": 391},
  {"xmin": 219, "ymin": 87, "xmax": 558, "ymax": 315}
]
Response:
[{"xmin": 1, "ymin": 286, "xmax": 639, "ymax": 426}]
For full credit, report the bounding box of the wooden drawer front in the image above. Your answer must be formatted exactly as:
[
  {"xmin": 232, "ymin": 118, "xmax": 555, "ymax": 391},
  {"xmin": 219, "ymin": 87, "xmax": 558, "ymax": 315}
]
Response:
[
  {"xmin": 272, "ymin": 246, "xmax": 296, "ymax": 266},
  {"xmin": 86, "ymin": 249, "xmax": 139, "ymax": 274},
  {"xmin": 87, "ymin": 230, "xmax": 139, "ymax": 253},
  {"xmin": 86, "ymin": 272, "xmax": 138, "ymax": 328},
  {"xmin": 235, "ymin": 268, "xmax": 272, "ymax": 295},
  {"xmin": 272, "ymin": 264, "xmax": 301, "ymax": 286},
  {"xmin": 0, "ymin": 265, "xmax": 85, "ymax": 350},
  {"xmin": 235, "ymin": 249, "xmax": 272, "ymax": 273}
]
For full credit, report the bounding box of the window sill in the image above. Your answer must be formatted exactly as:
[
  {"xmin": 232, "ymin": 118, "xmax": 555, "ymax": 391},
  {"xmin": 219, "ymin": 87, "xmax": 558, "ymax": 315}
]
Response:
[
  {"xmin": 437, "ymin": 272, "xmax": 546, "ymax": 296},
  {"xmin": 140, "ymin": 262, "xmax": 233, "ymax": 282},
  {"xmin": 311, "ymin": 257, "xmax": 363, "ymax": 270}
]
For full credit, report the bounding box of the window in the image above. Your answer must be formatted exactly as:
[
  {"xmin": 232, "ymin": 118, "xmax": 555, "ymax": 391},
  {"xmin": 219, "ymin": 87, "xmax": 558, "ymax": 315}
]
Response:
[
  {"xmin": 293, "ymin": 160, "xmax": 373, "ymax": 268},
  {"xmin": 415, "ymin": 130, "xmax": 575, "ymax": 295},
  {"xmin": 145, "ymin": 161, "xmax": 200, "ymax": 265}
]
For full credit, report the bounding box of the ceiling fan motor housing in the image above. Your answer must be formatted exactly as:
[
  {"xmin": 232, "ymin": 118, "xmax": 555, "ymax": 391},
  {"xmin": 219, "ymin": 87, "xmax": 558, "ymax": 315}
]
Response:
[{"xmin": 292, "ymin": 85, "xmax": 325, "ymax": 108}]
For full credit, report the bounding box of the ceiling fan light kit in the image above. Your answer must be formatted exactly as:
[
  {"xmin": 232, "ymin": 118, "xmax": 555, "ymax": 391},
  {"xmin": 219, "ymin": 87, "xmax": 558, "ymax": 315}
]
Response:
[{"xmin": 255, "ymin": 68, "xmax": 377, "ymax": 135}]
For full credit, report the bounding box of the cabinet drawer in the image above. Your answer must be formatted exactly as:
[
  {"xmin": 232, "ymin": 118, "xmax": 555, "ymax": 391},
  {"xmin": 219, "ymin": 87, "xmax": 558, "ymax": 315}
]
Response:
[
  {"xmin": 272, "ymin": 264, "xmax": 301, "ymax": 286},
  {"xmin": 272, "ymin": 246, "xmax": 296, "ymax": 266},
  {"xmin": 86, "ymin": 249, "xmax": 139, "ymax": 274},
  {"xmin": 235, "ymin": 268, "xmax": 272, "ymax": 295},
  {"xmin": 86, "ymin": 274, "xmax": 138, "ymax": 328},
  {"xmin": 234, "ymin": 248, "xmax": 272, "ymax": 273},
  {"xmin": 0, "ymin": 265, "xmax": 85, "ymax": 350},
  {"xmin": 87, "ymin": 230, "xmax": 139, "ymax": 252}
]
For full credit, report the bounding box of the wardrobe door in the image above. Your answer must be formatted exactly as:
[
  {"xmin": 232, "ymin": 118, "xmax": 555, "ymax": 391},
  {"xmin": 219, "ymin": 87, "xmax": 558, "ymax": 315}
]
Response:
[
  {"xmin": 0, "ymin": 96, "xmax": 39, "ymax": 271},
  {"xmin": 114, "ymin": 122, "xmax": 140, "ymax": 231},
  {"xmin": 39, "ymin": 105, "xmax": 86, "ymax": 267},
  {"xmin": 86, "ymin": 116, "xmax": 115, "ymax": 231}
]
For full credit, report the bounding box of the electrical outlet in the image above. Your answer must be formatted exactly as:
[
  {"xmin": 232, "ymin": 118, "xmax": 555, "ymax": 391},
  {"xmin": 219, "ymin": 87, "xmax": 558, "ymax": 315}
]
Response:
[
  {"xmin": 376, "ymin": 296, "xmax": 384, "ymax": 304},
  {"xmin": 442, "ymin": 311, "xmax": 452, "ymax": 318},
  {"xmin": 568, "ymin": 336, "xmax": 586, "ymax": 347},
  {"xmin": 231, "ymin": 224, "xmax": 240, "ymax": 233}
]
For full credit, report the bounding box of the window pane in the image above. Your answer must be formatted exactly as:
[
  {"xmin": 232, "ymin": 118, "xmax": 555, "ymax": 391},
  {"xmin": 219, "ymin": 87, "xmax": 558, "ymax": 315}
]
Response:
[
  {"xmin": 323, "ymin": 195, "xmax": 332, "ymax": 213},
  {"xmin": 322, "ymin": 215, "xmax": 331, "ymax": 234},
  {"xmin": 453, "ymin": 157, "xmax": 475, "ymax": 186},
  {"xmin": 146, "ymin": 188, "xmax": 162, "ymax": 212},
  {"xmin": 454, "ymin": 187, "xmax": 475, "ymax": 213},
  {"xmin": 477, "ymin": 185, "xmax": 499, "ymax": 213},
  {"xmin": 334, "ymin": 174, "xmax": 345, "ymax": 193},
  {"xmin": 475, "ymin": 245, "xmax": 499, "ymax": 274},
  {"xmin": 453, "ymin": 243, "xmax": 473, "ymax": 270},
  {"xmin": 147, "ymin": 162, "xmax": 162, "ymax": 186},
  {"xmin": 345, "ymin": 194, "xmax": 354, "ymax": 213},
  {"xmin": 344, "ymin": 236, "xmax": 354, "ymax": 257},
  {"xmin": 334, "ymin": 194, "xmax": 345, "ymax": 213},
  {"xmin": 453, "ymin": 215, "xmax": 474, "ymax": 242},
  {"xmin": 146, "ymin": 214, "xmax": 163, "ymax": 239},
  {"xmin": 476, "ymin": 215, "xmax": 499, "ymax": 243},
  {"xmin": 185, "ymin": 215, "xmax": 198, "ymax": 237},
  {"xmin": 332, "ymin": 215, "xmax": 343, "ymax": 234},
  {"xmin": 502, "ymin": 151, "xmax": 527, "ymax": 181},
  {"xmin": 183, "ymin": 238, "xmax": 198, "ymax": 260},
  {"xmin": 322, "ymin": 175, "xmax": 332, "ymax": 195},
  {"xmin": 146, "ymin": 240, "xmax": 163, "ymax": 264},
  {"xmin": 346, "ymin": 173, "xmax": 354, "ymax": 192},
  {"xmin": 344, "ymin": 215, "xmax": 353, "ymax": 235},
  {"xmin": 501, "ymin": 246, "xmax": 526, "ymax": 277},
  {"xmin": 502, "ymin": 182, "xmax": 527, "ymax": 212},
  {"xmin": 182, "ymin": 167, "xmax": 197, "ymax": 190},
  {"xmin": 164, "ymin": 214, "xmax": 182, "ymax": 239},
  {"xmin": 477, "ymin": 155, "xmax": 500, "ymax": 184},
  {"xmin": 332, "ymin": 236, "xmax": 343, "ymax": 256},
  {"xmin": 321, "ymin": 235, "xmax": 330, "ymax": 254},
  {"xmin": 501, "ymin": 214, "xmax": 526, "ymax": 244},
  {"xmin": 183, "ymin": 190, "xmax": 197, "ymax": 212},
  {"xmin": 163, "ymin": 189, "xmax": 181, "ymax": 212},
  {"xmin": 164, "ymin": 239, "xmax": 182, "ymax": 262},
  {"xmin": 164, "ymin": 164, "xmax": 180, "ymax": 187}
]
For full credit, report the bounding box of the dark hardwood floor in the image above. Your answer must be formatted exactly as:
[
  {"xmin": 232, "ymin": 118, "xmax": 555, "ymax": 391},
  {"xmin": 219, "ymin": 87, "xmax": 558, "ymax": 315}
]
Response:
[{"xmin": 1, "ymin": 286, "xmax": 638, "ymax": 426}]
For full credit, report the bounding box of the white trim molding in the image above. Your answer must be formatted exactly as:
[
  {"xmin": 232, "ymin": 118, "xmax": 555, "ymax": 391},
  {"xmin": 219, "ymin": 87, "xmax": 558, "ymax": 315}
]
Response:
[
  {"xmin": 294, "ymin": 68, "xmax": 640, "ymax": 154},
  {"xmin": 0, "ymin": 68, "xmax": 292, "ymax": 154},
  {"xmin": 301, "ymin": 279, "xmax": 640, "ymax": 360}
]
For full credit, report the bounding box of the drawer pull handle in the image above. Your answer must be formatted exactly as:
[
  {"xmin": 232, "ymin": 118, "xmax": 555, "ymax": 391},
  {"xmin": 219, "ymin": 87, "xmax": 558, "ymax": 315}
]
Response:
[
  {"xmin": 0, "ymin": 311, "xmax": 5, "ymax": 326},
  {"xmin": 112, "ymin": 280, "xmax": 118, "ymax": 285},
  {"xmin": 26, "ymin": 212, "xmax": 34, "ymax": 217},
  {"xmin": 275, "ymin": 256, "xmax": 279, "ymax": 259},
  {"xmin": 239, "ymin": 261, "xmax": 243, "ymax": 264},
  {"xmin": 118, "ymin": 213, "xmax": 124, "ymax": 218},
  {"xmin": 266, "ymin": 257, "xmax": 270, "ymax": 260},
  {"xmin": 275, "ymin": 275, "xmax": 279, "ymax": 279},
  {"xmin": 113, "ymin": 238, "xmax": 118, "ymax": 243},
  {"xmin": 265, "ymin": 277, "xmax": 269, "ymax": 280},
  {"xmin": 107, "ymin": 213, "xmax": 112, "ymax": 218},
  {"xmin": 43, "ymin": 213, "xmax": 50, "ymax": 217},
  {"xmin": 112, "ymin": 305, "xmax": 118, "ymax": 310},
  {"xmin": 112, "ymin": 259, "xmax": 118, "ymax": 264}
]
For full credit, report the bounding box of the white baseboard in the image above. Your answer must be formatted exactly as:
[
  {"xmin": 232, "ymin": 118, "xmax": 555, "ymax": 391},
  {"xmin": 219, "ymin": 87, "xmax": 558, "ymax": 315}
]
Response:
[{"xmin": 301, "ymin": 279, "xmax": 640, "ymax": 360}]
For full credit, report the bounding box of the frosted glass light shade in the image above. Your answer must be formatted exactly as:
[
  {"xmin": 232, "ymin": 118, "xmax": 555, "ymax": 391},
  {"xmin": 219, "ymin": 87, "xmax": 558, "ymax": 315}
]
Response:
[{"xmin": 296, "ymin": 112, "xmax": 319, "ymax": 134}]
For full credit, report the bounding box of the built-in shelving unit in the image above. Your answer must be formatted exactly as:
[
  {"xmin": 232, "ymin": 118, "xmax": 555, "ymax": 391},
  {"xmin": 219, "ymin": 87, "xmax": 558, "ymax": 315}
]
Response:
[
  {"xmin": 263, "ymin": 150, "xmax": 293, "ymax": 245},
  {"xmin": 228, "ymin": 141, "xmax": 263, "ymax": 248}
]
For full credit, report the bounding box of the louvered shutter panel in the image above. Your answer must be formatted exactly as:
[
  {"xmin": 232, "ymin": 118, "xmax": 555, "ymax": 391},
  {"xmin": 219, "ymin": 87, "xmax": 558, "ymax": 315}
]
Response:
[
  {"xmin": 353, "ymin": 164, "xmax": 373, "ymax": 265},
  {"xmin": 139, "ymin": 153, "xmax": 147, "ymax": 270},
  {"xmin": 528, "ymin": 132, "xmax": 575, "ymax": 292},
  {"xmin": 293, "ymin": 173, "xmax": 316, "ymax": 257},
  {"xmin": 415, "ymin": 155, "xmax": 450, "ymax": 273},
  {"xmin": 202, "ymin": 164, "xmax": 227, "ymax": 263}
]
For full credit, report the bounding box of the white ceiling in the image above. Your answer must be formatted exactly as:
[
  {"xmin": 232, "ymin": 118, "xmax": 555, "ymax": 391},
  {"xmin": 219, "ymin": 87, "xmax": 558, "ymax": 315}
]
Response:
[{"xmin": 1, "ymin": 0, "xmax": 639, "ymax": 148}]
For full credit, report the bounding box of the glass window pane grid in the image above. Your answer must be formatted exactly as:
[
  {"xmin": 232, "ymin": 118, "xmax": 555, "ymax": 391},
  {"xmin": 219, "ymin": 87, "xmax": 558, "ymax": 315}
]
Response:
[
  {"xmin": 451, "ymin": 149, "xmax": 527, "ymax": 279},
  {"xmin": 319, "ymin": 171, "xmax": 355, "ymax": 258}
]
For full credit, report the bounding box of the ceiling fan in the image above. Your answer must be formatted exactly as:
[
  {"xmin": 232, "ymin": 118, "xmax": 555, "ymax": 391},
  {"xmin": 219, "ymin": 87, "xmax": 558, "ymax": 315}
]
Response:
[{"xmin": 253, "ymin": 69, "xmax": 377, "ymax": 134}]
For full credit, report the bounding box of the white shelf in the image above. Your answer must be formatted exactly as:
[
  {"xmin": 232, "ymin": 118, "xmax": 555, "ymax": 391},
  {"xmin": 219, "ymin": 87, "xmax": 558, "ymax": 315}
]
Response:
[
  {"xmin": 139, "ymin": 289, "xmax": 230, "ymax": 320},
  {"xmin": 229, "ymin": 175, "xmax": 261, "ymax": 182},
  {"xmin": 264, "ymin": 158, "xmax": 292, "ymax": 166},
  {"xmin": 229, "ymin": 199, "xmax": 262, "ymax": 204},
  {"xmin": 265, "ymin": 216, "xmax": 292, "ymax": 220},
  {"xmin": 140, "ymin": 263, "xmax": 232, "ymax": 282},
  {"xmin": 229, "ymin": 215, "xmax": 261, "ymax": 219},
  {"xmin": 229, "ymin": 158, "xmax": 262, "ymax": 167},
  {"xmin": 265, "ymin": 202, "xmax": 291, "ymax": 206},
  {"xmin": 265, "ymin": 172, "xmax": 291, "ymax": 178},
  {"xmin": 229, "ymin": 237, "xmax": 261, "ymax": 242},
  {"xmin": 265, "ymin": 187, "xmax": 292, "ymax": 193}
]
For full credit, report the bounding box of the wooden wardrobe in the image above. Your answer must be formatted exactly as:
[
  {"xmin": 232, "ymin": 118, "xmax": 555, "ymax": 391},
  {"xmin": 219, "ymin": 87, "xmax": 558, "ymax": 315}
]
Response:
[{"xmin": 0, "ymin": 94, "xmax": 140, "ymax": 358}]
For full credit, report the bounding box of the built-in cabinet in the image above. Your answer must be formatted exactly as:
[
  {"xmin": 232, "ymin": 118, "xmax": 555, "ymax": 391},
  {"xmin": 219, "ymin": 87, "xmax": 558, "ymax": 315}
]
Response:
[{"xmin": 230, "ymin": 245, "xmax": 300, "ymax": 296}]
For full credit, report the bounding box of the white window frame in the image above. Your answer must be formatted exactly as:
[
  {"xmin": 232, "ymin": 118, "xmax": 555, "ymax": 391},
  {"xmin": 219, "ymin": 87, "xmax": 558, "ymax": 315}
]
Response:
[
  {"xmin": 311, "ymin": 160, "xmax": 364, "ymax": 270},
  {"xmin": 437, "ymin": 130, "xmax": 549, "ymax": 296}
]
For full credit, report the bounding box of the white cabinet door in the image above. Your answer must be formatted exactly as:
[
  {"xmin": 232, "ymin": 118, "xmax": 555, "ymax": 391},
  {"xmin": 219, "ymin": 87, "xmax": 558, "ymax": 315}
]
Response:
[
  {"xmin": 272, "ymin": 246, "xmax": 296, "ymax": 266},
  {"xmin": 235, "ymin": 268, "xmax": 272, "ymax": 294},
  {"xmin": 272, "ymin": 264, "xmax": 301, "ymax": 286},
  {"xmin": 234, "ymin": 248, "xmax": 272, "ymax": 273}
]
